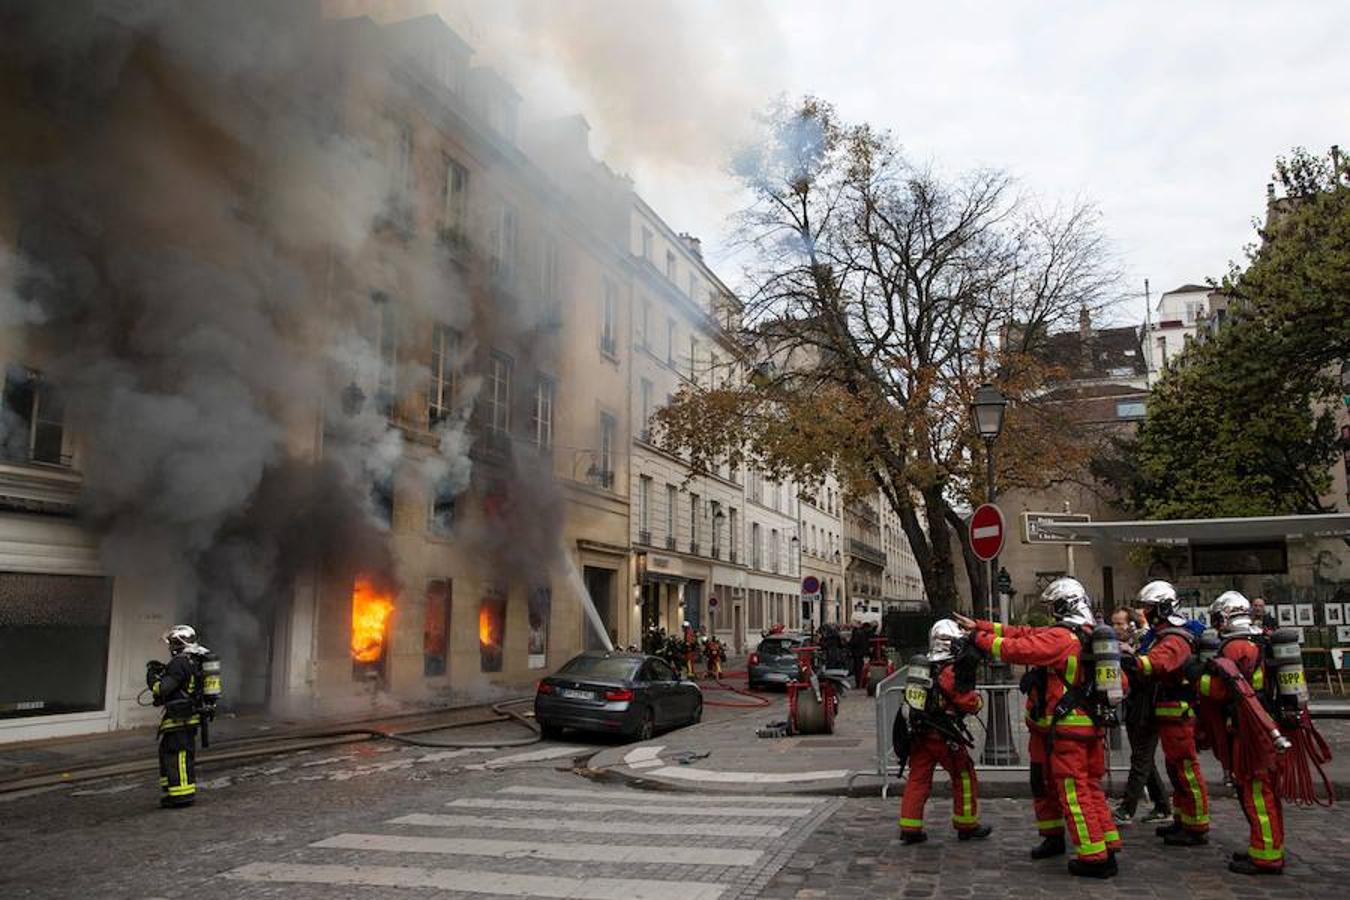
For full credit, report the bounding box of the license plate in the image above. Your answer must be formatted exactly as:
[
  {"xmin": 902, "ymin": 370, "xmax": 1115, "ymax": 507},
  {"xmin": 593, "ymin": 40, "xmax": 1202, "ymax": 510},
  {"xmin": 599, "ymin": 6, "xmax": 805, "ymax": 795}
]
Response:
[{"xmin": 559, "ymin": 688, "xmax": 595, "ymax": 700}]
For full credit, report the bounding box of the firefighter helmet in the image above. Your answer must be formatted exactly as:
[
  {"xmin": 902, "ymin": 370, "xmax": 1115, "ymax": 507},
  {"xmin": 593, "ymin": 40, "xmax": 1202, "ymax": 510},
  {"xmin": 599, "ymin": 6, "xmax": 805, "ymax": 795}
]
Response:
[
  {"xmin": 1041, "ymin": 577, "xmax": 1094, "ymax": 627},
  {"xmin": 1209, "ymin": 590, "xmax": 1253, "ymax": 635},
  {"xmin": 1137, "ymin": 580, "xmax": 1184, "ymax": 626},
  {"xmin": 927, "ymin": 618, "xmax": 963, "ymax": 662},
  {"xmin": 162, "ymin": 624, "xmax": 198, "ymax": 653}
]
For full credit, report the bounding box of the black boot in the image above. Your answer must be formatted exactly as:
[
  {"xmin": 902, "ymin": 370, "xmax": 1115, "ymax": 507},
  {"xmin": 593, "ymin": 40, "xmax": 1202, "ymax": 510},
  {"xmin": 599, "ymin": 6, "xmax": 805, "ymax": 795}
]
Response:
[
  {"xmin": 1155, "ymin": 820, "xmax": 1182, "ymax": 837},
  {"xmin": 1030, "ymin": 835, "xmax": 1066, "ymax": 859},
  {"xmin": 901, "ymin": 831, "xmax": 928, "ymax": 845},
  {"xmin": 1228, "ymin": 857, "xmax": 1281, "ymax": 876},
  {"xmin": 1068, "ymin": 857, "xmax": 1118, "ymax": 879},
  {"xmin": 958, "ymin": 825, "xmax": 993, "ymax": 841},
  {"xmin": 1162, "ymin": 829, "xmax": 1207, "ymax": 847}
]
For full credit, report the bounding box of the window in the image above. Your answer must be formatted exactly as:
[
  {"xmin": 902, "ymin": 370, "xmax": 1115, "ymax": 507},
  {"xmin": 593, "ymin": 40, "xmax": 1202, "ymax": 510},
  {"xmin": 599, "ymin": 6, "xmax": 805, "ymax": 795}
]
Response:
[
  {"xmin": 0, "ymin": 573, "xmax": 113, "ymax": 719},
  {"xmin": 666, "ymin": 318, "xmax": 676, "ymax": 365},
  {"xmin": 772, "ymin": 480, "xmax": 782, "ymax": 512},
  {"xmin": 441, "ymin": 156, "xmax": 469, "ymax": 239},
  {"xmin": 748, "ymin": 589, "xmax": 763, "ymax": 629},
  {"xmin": 688, "ymin": 336, "xmax": 698, "ymax": 381},
  {"xmin": 490, "ymin": 204, "xmax": 518, "ymax": 280},
  {"xmin": 533, "ymin": 377, "xmax": 555, "ymax": 448},
  {"xmin": 479, "ymin": 584, "xmax": 507, "ymax": 673},
  {"xmin": 770, "ymin": 528, "xmax": 780, "ymax": 573},
  {"xmin": 641, "ymin": 227, "xmax": 653, "ymax": 260},
  {"xmin": 712, "ymin": 507, "xmax": 722, "ymax": 557},
  {"xmin": 428, "ymin": 474, "xmax": 456, "ymax": 536},
  {"xmin": 666, "ymin": 484, "xmax": 677, "ymax": 542},
  {"xmin": 598, "ymin": 412, "xmax": 615, "ymax": 487},
  {"xmin": 638, "ymin": 476, "xmax": 652, "ymax": 540},
  {"xmin": 752, "ymin": 522, "xmax": 762, "ymax": 569},
  {"xmin": 639, "ymin": 378, "xmax": 653, "ymax": 440},
  {"xmin": 371, "ymin": 469, "xmax": 394, "ymax": 528},
  {"xmin": 1185, "ymin": 300, "xmax": 1205, "ymax": 324},
  {"xmin": 0, "ymin": 365, "xmax": 64, "ymax": 465},
  {"xmin": 373, "ymin": 294, "xmax": 397, "ymax": 417},
  {"xmin": 600, "ymin": 280, "xmax": 617, "ymax": 357},
  {"xmin": 542, "ymin": 237, "xmax": 560, "ymax": 309},
  {"xmin": 428, "ymin": 325, "xmax": 458, "ymax": 427},
  {"xmin": 394, "ymin": 121, "xmax": 414, "ymax": 190},
  {"xmin": 486, "ymin": 352, "xmax": 512, "ymax": 438},
  {"xmin": 665, "ymin": 249, "xmax": 676, "ymax": 280},
  {"xmin": 729, "ymin": 507, "xmax": 739, "ymax": 560},
  {"xmin": 1115, "ymin": 400, "xmax": 1146, "ymax": 420},
  {"xmin": 423, "ymin": 579, "xmax": 451, "ymax": 676},
  {"xmin": 690, "ymin": 493, "xmax": 700, "ymax": 551},
  {"xmin": 638, "ymin": 298, "xmax": 650, "ymax": 350}
]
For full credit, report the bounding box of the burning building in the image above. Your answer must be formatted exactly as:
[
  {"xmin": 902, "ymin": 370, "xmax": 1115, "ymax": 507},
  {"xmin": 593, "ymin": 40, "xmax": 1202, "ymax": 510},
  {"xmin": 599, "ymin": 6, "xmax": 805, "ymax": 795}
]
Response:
[{"xmin": 0, "ymin": 2, "xmax": 640, "ymax": 742}]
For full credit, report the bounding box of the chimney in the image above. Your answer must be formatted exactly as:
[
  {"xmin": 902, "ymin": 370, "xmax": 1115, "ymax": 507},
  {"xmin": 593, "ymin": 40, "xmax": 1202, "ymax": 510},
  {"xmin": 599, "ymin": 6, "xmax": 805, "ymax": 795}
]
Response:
[
  {"xmin": 1078, "ymin": 305, "xmax": 1092, "ymax": 372},
  {"xmin": 678, "ymin": 232, "xmax": 703, "ymax": 259},
  {"xmin": 1078, "ymin": 304, "xmax": 1092, "ymax": 340}
]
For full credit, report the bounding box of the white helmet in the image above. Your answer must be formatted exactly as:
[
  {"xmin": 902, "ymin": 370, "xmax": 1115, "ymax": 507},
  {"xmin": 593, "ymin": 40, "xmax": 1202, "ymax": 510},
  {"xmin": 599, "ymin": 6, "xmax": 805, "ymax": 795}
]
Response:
[
  {"xmin": 1209, "ymin": 591, "xmax": 1254, "ymax": 635},
  {"xmin": 1137, "ymin": 580, "xmax": 1184, "ymax": 626},
  {"xmin": 928, "ymin": 618, "xmax": 964, "ymax": 662},
  {"xmin": 1041, "ymin": 578, "xmax": 1094, "ymax": 627},
  {"xmin": 162, "ymin": 624, "xmax": 198, "ymax": 654}
]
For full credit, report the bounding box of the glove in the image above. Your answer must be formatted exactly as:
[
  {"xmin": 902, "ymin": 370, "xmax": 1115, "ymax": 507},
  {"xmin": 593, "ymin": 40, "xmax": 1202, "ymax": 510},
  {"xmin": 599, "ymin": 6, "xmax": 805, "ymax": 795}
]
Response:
[
  {"xmin": 1121, "ymin": 654, "xmax": 1140, "ymax": 675},
  {"xmin": 145, "ymin": 659, "xmax": 165, "ymax": 690}
]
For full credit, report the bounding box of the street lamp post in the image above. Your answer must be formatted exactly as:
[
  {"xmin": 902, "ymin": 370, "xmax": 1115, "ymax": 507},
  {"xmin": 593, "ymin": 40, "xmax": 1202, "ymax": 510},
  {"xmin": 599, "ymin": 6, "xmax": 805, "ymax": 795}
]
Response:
[{"xmin": 970, "ymin": 382, "xmax": 1018, "ymax": 766}]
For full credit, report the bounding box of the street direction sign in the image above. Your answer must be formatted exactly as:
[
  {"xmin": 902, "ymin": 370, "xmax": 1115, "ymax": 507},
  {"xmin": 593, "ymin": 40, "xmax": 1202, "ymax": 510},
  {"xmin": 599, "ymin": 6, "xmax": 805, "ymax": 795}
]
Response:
[
  {"xmin": 1022, "ymin": 511, "xmax": 1092, "ymax": 545},
  {"xmin": 801, "ymin": 576, "xmax": 820, "ymax": 595},
  {"xmin": 970, "ymin": 504, "xmax": 1005, "ymax": 561}
]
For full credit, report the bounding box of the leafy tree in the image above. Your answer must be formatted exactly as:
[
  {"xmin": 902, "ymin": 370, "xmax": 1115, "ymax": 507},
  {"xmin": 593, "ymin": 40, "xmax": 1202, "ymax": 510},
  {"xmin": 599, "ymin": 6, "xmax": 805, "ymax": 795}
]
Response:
[
  {"xmin": 1123, "ymin": 146, "xmax": 1348, "ymax": 518},
  {"xmin": 655, "ymin": 98, "xmax": 1120, "ymax": 614}
]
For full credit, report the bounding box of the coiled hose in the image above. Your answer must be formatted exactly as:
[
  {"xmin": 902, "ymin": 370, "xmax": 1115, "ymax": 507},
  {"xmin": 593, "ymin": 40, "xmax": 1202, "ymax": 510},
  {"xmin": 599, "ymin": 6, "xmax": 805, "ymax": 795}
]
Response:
[{"xmin": 1277, "ymin": 710, "xmax": 1335, "ymax": 807}]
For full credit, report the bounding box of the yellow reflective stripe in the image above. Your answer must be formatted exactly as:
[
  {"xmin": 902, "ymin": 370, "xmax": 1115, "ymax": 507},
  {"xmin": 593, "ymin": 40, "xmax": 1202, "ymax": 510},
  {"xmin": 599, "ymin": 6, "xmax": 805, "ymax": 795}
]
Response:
[
  {"xmin": 1104, "ymin": 829, "xmax": 1120, "ymax": 844},
  {"xmin": 1180, "ymin": 760, "xmax": 1208, "ymax": 824},
  {"xmin": 1155, "ymin": 703, "xmax": 1191, "ymax": 717},
  {"xmin": 151, "ymin": 682, "xmax": 161, "ymax": 696},
  {"xmin": 166, "ymin": 785, "xmax": 195, "ymax": 796},
  {"xmin": 1198, "ymin": 674, "xmax": 1212, "ymax": 697},
  {"xmin": 1037, "ymin": 818, "xmax": 1065, "ymax": 830},
  {"xmin": 1138, "ymin": 655, "xmax": 1153, "ymax": 675},
  {"xmin": 954, "ymin": 771, "xmax": 975, "ymax": 823},
  {"xmin": 178, "ymin": 751, "xmax": 189, "ymax": 791},
  {"xmin": 1028, "ymin": 711, "xmax": 1096, "ymax": 728},
  {"xmin": 1064, "ymin": 655, "xmax": 1078, "ymax": 685},
  {"xmin": 899, "ymin": 817, "xmax": 924, "ymax": 828},
  {"xmin": 1064, "ymin": 779, "xmax": 1104, "ymax": 855},
  {"xmin": 991, "ymin": 636, "xmax": 1004, "ymax": 660},
  {"xmin": 1251, "ymin": 778, "xmax": 1275, "ymax": 855},
  {"xmin": 1252, "ymin": 668, "xmax": 1264, "ymax": 691},
  {"xmin": 993, "ymin": 623, "xmax": 1004, "ymax": 637},
  {"xmin": 1249, "ymin": 846, "xmax": 1285, "ymax": 861},
  {"xmin": 159, "ymin": 777, "xmax": 168, "ymax": 786}
]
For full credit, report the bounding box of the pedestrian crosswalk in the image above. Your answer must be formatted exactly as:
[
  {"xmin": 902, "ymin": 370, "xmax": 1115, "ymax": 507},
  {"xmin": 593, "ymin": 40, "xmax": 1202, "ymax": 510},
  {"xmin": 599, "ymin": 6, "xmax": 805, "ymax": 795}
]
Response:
[{"xmin": 223, "ymin": 783, "xmax": 831, "ymax": 899}]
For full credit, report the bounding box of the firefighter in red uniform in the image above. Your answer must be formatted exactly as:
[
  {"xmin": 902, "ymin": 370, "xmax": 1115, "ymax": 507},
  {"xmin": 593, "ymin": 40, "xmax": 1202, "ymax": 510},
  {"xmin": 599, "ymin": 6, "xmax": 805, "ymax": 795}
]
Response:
[
  {"xmin": 958, "ymin": 578, "xmax": 1120, "ymax": 879},
  {"xmin": 1129, "ymin": 580, "xmax": 1210, "ymax": 846},
  {"xmin": 1196, "ymin": 591, "xmax": 1285, "ymax": 875},
  {"xmin": 898, "ymin": 619, "xmax": 992, "ymax": 845}
]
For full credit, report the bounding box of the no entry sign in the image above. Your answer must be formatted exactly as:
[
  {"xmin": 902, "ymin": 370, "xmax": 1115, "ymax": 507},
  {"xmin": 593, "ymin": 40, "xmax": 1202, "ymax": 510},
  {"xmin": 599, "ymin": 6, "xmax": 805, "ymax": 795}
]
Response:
[
  {"xmin": 970, "ymin": 503, "xmax": 1005, "ymax": 561},
  {"xmin": 801, "ymin": 576, "xmax": 820, "ymax": 595}
]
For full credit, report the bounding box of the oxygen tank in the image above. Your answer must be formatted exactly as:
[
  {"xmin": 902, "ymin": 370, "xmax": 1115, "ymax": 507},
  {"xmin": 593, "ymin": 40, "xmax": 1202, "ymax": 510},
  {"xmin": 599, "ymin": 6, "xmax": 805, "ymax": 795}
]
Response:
[
  {"xmin": 1197, "ymin": 628, "xmax": 1221, "ymax": 664},
  {"xmin": 904, "ymin": 654, "xmax": 933, "ymax": 712},
  {"xmin": 1266, "ymin": 627, "xmax": 1307, "ymax": 714},
  {"xmin": 1090, "ymin": 624, "xmax": 1123, "ymax": 705},
  {"xmin": 200, "ymin": 650, "xmax": 222, "ymax": 711}
]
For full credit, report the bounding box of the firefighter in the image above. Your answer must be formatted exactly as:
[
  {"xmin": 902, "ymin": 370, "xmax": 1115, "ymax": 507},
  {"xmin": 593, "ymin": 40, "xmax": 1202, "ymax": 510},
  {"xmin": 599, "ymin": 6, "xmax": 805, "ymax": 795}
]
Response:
[
  {"xmin": 1196, "ymin": 591, "xmax": 1285, "ymax": 875},
  {"xmin": 957, "ymin": 578, "xmax": 1120, "ymax": 879},
  {"xmin": 146, "ymin": 624, "xmax": 204, "ymax": 808},
  {"xmin": 898, "ymin": 619, "xmax": 991, "ymax": 845},
  {"xmin": 1127, "ymin": 580, "xmax": 1210, "ymax": 846}
]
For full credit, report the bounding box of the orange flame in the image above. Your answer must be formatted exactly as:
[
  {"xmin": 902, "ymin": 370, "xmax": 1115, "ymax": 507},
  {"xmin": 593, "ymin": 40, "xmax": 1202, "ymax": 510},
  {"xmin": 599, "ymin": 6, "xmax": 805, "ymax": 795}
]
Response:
[
  {"xmin": 351, "ymin": 576, "xmax": 394, "ymax": 663},
  {"xmin": 479, "ymin": 603, "xmax": 495, "ymax": 646}
]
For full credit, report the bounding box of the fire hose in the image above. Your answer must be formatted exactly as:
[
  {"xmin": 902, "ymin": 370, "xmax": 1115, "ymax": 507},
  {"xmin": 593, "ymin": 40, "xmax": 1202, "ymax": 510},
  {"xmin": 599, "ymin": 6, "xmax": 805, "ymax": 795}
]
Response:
[
  {"xmin": 699, "ymin": 672, "xmax": 770, "ymax": 709},
  {"xmin": 1277, "ymin": 709, "xmax": 1336, "ymax": 807}
]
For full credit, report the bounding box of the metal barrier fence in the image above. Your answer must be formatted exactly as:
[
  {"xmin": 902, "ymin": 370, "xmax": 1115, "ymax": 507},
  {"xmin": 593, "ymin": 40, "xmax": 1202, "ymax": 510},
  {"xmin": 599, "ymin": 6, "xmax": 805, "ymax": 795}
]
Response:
[{"xmin": 872, "ymin": 672, "xmax": 1130, "ymax": 797}]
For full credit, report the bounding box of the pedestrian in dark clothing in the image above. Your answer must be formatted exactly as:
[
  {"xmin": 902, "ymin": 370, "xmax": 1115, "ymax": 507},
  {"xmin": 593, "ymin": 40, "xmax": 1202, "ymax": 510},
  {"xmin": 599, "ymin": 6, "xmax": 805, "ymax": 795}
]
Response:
[
  {"xmin": 1110, "ymin": 607, "xmax": 1171, "ymax": 825},
  {"xmin": 848, "ymin": 623, "xmax": 869, "ymax": 685}
]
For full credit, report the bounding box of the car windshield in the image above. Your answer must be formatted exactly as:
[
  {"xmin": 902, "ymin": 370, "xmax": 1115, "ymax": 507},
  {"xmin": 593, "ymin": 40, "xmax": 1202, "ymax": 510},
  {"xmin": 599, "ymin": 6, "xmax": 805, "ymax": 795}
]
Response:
[
  {"xmin": 557, "ymin": 655, "xmax": 641, "ymax": 680},
  {"xmin": 759, "ymin": 638, "xmax": 799, "ymax": 656}
]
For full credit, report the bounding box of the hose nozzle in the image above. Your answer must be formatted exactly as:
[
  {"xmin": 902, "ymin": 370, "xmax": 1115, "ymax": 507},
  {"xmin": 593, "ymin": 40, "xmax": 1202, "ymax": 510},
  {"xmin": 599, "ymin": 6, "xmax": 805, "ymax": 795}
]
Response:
[{"xmin": 1271, "ymin": 730, "xmax": 1291, "ymax": 753}]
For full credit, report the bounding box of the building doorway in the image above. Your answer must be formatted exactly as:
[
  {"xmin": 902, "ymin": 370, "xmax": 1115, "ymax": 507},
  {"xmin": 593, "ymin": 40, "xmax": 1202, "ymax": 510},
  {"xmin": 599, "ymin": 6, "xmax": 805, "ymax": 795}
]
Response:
[
  {"xmin": 582, "ymin": 566, "xmax": 615, "ymax": 651},
  {"xmin": 733, "ymin": 603, "xmax": 744, "ymax": 653}
]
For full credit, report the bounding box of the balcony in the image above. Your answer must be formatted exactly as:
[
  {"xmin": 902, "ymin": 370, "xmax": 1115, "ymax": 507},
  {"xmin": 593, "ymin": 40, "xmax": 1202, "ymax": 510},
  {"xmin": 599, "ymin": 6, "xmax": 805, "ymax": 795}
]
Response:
[
  {"xmin": 666, "ymin": 535, "xmax": 677, "ymax": 550},
  {"xmin": 689, "ymin": 541, "xmax": 700, "ymax": 556},
  {"xmin": 848, "ymin": 538, "xmax": 887, "ymax": 568},
  {"xmin": 729, "ymin": 549, "xmax": 738, "ymax": 564}
]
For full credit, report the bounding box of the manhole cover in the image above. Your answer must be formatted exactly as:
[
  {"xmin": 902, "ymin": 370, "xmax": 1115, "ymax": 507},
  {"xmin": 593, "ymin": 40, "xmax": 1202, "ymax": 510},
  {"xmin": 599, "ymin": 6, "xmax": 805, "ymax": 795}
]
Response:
[{"xmin": 797, "ymin": 739, "xmax": 861, "ymax": 748}]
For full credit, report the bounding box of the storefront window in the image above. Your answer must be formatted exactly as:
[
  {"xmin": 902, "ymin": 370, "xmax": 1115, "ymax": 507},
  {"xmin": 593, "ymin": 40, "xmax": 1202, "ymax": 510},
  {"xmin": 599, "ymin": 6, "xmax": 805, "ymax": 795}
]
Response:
[
  {"xmin": 0, "ymin": 573, "xmax": 112, "ymax": 719},
  {"xmin": 479, "ymin": 584, "xmax": 507, "ymax": 672},
  {"xmin": 423, "ymin": 579, "xmax": 451, "ymax": 677}
]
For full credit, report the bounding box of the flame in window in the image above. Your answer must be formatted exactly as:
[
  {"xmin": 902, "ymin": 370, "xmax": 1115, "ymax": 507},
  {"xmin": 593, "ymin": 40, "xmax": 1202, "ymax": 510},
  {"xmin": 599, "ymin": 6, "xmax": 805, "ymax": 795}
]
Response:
[{"xmin": 351, "ymin": 576, "xmax": 395, "ymax": 663}]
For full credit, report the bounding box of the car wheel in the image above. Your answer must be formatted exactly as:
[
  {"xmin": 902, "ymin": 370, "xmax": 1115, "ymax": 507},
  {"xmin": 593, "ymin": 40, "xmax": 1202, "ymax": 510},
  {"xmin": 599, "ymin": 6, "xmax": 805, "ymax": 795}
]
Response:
[
  {"xmin": 689, "ymin": 697, "xmax": 703, "ymax": 725},
  {"xmin": 539, "ymin": 722, "xmax": 564, "ymax": 741},
  {"xmin": 634, "ymin": 708, "xmax": 655, "ymax": 742}
]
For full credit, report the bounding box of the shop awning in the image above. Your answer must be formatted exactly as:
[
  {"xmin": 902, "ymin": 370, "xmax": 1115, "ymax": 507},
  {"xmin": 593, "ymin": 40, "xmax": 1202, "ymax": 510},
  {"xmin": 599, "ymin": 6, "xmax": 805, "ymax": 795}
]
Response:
[{"xmin": 1035, "ymin": 513, "xmax": 1350, "ymax": 546}]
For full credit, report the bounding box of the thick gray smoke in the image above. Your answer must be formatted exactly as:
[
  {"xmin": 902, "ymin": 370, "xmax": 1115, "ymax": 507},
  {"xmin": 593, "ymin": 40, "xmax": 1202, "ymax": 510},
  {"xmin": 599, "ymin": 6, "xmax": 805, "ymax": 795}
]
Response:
[{"xmin": 0, "ymin": 0, "xmax": 564, "ymax": 696}]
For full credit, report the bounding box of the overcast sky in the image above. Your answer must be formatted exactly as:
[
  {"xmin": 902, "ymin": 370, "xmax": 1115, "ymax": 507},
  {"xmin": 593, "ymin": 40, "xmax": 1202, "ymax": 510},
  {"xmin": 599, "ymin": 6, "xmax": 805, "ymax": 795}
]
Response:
[{"xmin": 360, "ymin": 1, "xmax": 1349, "ymax": 325}]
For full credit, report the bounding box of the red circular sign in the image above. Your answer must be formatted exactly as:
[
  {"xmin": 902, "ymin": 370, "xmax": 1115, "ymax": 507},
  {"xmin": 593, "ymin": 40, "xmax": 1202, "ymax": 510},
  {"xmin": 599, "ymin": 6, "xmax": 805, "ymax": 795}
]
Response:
[
  {"xmin": 970, "ymin": 503, "xmax": 1005, "ymax": 561},
  {"xmin": 709, "ymin": 596, "xmax": 719, "ymax": 609},
  {"xmin": 801, "ymin": 576, "xmax": 820, "ymax": 595}
]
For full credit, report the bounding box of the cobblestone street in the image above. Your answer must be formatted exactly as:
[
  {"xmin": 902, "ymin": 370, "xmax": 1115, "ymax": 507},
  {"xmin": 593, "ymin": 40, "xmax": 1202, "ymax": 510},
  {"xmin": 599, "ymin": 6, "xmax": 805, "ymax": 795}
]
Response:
[{"xmin": 761, "ymin": 794, "xmax": 1350, "ymax": 899}]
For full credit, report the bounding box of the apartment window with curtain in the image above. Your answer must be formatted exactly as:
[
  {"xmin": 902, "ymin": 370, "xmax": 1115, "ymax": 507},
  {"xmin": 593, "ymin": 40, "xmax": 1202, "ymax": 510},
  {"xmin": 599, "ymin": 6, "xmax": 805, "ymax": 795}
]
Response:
[
  {"xmin": 598, "ymin": 412, "xmax": 615, "ymax": 487},
  {"xmin": 486, "ymin": 352, "xmax": 512, "ymax": 439},
  {"xmin": 1, "ymin": 365, "xmax": 65, "ymax": 466},
  {"xmin": 428, "ymin": 324, "xmax": 458, "ymax": 427},
  {"xmin": 600, "ymin": 280, "xmax": 617, "ymax": 357},
  {"xmin": 440, "ymin": 156, "xmax": 469, "ymax": 240},
  {"xmin": 532, "ymin": 377, "xmax": 554, "ymax": 449}
]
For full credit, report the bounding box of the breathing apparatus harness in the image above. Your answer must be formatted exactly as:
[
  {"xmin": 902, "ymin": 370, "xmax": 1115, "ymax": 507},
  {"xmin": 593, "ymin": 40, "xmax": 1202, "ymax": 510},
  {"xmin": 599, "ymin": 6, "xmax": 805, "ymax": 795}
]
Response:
[
  {"xmin": 143, "ymin": 645, "xmax": 224, "ymax": 747},
  {"xmin": 892, "ymin": 640, "xmax": 977, "ymax": 775},
  {"xmin": 1018, "ymin": 623, "xmax": 1124, "ymax": 737}
]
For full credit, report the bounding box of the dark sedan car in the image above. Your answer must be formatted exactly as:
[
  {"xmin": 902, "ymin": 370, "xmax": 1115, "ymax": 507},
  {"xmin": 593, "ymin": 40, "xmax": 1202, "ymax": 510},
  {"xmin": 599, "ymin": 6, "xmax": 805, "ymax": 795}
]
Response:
[
  {"xmin": 534, "ymin": 651, "xmax": 702, "ymax": 741},
  {"xmin": 747, "ymin": 633, "xmax": 808, "ymax": 690}
]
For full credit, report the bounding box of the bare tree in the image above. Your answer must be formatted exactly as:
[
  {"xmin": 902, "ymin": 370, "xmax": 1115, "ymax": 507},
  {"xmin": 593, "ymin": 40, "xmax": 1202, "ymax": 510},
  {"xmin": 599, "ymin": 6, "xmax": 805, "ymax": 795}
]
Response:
[{"xmin": 657, "ymin": 98, "xmax": 1120, "ymax": 614}]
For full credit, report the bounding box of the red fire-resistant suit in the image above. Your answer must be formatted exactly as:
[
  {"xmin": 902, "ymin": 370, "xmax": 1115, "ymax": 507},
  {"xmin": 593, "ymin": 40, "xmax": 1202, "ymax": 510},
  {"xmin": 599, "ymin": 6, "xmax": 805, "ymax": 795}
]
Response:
[
  {"xmin": 973, "ymin": 621, "xmax": 1119, "ymax": 862},
  {"xmin": 899, "ymin": 663, "xmax": 982, "ymax": 835},
  {"xmin": 1137, "ymin": 630, "xmax": 1210, "ymax": 834},
  {"xmin": 1197, "ymin": 637, "xmax": 1284, "ymax": 870}
]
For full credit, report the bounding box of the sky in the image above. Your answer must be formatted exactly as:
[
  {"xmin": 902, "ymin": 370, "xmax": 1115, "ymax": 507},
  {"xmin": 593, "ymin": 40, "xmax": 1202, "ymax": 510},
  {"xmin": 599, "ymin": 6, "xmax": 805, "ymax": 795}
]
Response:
[{"xmin": 339, "ymin": 0, "xmax": 1350, "ymax": 326}]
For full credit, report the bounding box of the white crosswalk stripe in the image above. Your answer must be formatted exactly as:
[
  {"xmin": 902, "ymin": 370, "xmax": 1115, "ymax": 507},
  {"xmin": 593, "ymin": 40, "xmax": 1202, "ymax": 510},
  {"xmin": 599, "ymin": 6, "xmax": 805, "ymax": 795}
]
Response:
[{"xmin": 222, "ymin": 782, "xmax": 828, "ymax": 898}]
